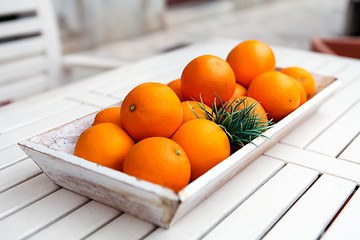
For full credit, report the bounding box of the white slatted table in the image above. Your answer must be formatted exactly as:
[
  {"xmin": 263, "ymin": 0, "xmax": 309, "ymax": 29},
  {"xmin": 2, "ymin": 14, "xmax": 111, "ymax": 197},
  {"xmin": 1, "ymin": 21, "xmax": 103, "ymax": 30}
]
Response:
[{"xmin": 1, "ymin": 38, "xmax": 360, "ymax": 240}]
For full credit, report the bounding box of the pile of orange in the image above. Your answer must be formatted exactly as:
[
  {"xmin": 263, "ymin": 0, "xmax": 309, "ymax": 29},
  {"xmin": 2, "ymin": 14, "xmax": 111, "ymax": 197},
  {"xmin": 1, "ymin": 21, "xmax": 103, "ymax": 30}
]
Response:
[{"xmin": 74, "ymin": 39, "xmax": 316, "ymax": 193}]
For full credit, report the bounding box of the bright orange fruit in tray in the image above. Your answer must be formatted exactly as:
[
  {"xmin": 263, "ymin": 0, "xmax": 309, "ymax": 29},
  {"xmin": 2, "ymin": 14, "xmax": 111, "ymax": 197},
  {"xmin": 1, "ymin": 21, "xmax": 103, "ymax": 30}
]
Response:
[
  {"xmin": 248, "ymin": 71, "xmax": 300, "ymax": 122},
  {"xmin": 181, "ymin": 55, "xmax": 236, "ymax": 107},
  {"xmin": 93, "ymin": 107, "xmax": 122, "ymax": 127},
  {"xmin": 280, "ymin": 66, "xmax": 316, "ymax": 99},
  {"xmin": 291, "ymin": 78, "xmax": 307, "ymax": 106},
  {"xmin": 74, "ymin": 123, "xmax": 135, "ymax": 171},
  {"xmin": 231, "ymin": 83, "xmax": 247, "ymax": 99},
  {"xmin": 171, "ymin": 119, "xmax": 231, "ymax": 181},
  {"xmin": 181, "ymin": 100, "xmax": 212, "ymax": 124},
  {"xmin": 226, "ymin": 40, "xmax": 276, "ymax": 88},
  {"xmin": 167, "ymin": 78, "xmax": 184, "ymax": 101},
  {"xmin": 120, "ymin": 82, "xmax": 183, "ymax": 142},
  {"xmin": 123, "ymin": 137, "xmax": 191, "ymax": 192}
]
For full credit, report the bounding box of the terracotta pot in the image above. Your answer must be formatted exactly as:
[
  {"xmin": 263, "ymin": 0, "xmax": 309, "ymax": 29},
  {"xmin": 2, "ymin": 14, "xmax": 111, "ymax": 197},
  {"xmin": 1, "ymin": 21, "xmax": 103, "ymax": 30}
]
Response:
[{"xmin": 311, "ymin": 37, "xmax": 360, "ymax": 59}]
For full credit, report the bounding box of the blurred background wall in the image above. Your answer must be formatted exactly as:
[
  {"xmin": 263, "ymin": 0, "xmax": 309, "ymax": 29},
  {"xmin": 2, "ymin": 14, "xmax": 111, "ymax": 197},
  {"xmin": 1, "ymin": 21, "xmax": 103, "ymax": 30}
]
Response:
[{"xmin": 54, "ymin": 0, "xmax": 283, "ymax": 53}]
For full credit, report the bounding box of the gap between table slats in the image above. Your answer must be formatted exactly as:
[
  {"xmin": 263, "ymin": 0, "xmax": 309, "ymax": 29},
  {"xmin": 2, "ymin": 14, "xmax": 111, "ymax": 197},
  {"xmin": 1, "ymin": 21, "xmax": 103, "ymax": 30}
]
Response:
[
  {"xmin": 201, "ymin": 164, "xmax": 319, "ymax": 240},
  {"xmin": 305, "ymin": 99, "xmax": 360, "ymax": 158},
  {"xmin": 263, "ymin": 174, "xmax": 356, "ymax": 240},
  {"xmin": 338, "ymin": 132, "xmax": 360, "ymax": 164},
  {"xmin": 26, "ymin": 200, "xmax": 120, "ymax": 240},
  {"xmin": 0, "ymin": 189, "xmax": 90, "ymax": 239},
  {"xmin": 0, "ymin": 173, "xmax": 59, "ymax": 220},
  {"xmin": 321, "ymin": 187, "xmax": 360, "ymax": 239}
]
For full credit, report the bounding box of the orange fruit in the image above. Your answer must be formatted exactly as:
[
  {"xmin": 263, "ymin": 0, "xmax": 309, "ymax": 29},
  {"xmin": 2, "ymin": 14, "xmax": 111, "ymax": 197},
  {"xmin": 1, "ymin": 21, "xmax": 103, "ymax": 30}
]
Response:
[
  {"xmin": 230, "ymin": 96, "xmax": 268, "ymax": 123},
  {"xmin": 123, "ymin": 137, "xmax": 191, "ymax": 192},
  {"xmin": 171, "ymin": 119, "xmax": 230, "ymax": 181},
  {"xmin": 121, "ymin": 82, "xmax": 183, "ymax": 142},
  {"xmin": 93, "ymin": 107, "xmax": 122, "ymax": 127},
  {"xmin": 248, "ymin": 71, "xmax": 300, "ymax": 122},
  {"xmin": 231, "ymin": 83, "xmax": 247, "ymax": 100},
  {"xmin": 291, "ymin": 78, "xmax": 307, "ymax": 106},
  {"xmin": 181, "ymin": 101, "xmax": 212, "ymax": 124},
  {"xmin": 167, "ymin": 79, "xmax": 184, "ymax": 101},
  {"xmin": 181, "ymin": 55, "xmax": 236, "ymax": 107},
  {"xmin": 226, "ymin": 40, "xmax": 276, "ymax": 88},
  {"xmin": 280, "ymin": 67, "xmax": 316, "ymax": 99},
  {"xmin": 74, "ymin": 123, "xmax": 135, "ymax": 171}
]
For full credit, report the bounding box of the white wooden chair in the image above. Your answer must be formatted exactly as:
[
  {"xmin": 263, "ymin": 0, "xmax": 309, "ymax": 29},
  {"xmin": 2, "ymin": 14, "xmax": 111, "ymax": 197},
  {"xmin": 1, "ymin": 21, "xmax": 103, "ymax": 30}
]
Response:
[{"xmin": 0, "ymin": 0, "xmax": 124, "ymax": 105}]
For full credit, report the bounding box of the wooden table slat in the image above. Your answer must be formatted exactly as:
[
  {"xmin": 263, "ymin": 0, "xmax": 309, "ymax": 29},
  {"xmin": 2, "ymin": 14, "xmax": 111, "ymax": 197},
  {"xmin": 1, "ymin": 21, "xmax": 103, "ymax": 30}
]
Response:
[
  {"xmin": 0, "ymin": 188, "xmax": 88, "ymax": 239},
  {"xmin": 338, "ymin": 133, "xmax": 360, "ymax": 164},
  {"xmin": 108, "ymin": 68, "xmax": 182, "ymax": 99},
  {"xmin": 0, "ymin": 93, "xmax": 65, "ymax": 120},
  {"xmin": 334, "ymin": 63, "xmax": 360, "ymax": 85},
  {"xmin": 265, "ymin": 143, "xmax": 360, "ymax": 184},
  {"xmin": 95, "ymin": 64, "xmax": 183, "ymax": 96},
  {"xmin": 322, "ymin": 188, "xmax": 360, "ymax": 240},
  {"xmin": 0, "ymin": 144, "xmax": 27, "ymax": 170},
  {"xmin": 263, "ymin": 174, "xmax": 356, "ymax": 240},
  {"xmin": 0, "ymin": 174, "xmax": 59, "ymax": 220},
  {"xmin": 202, "ymin": 164, "xmax": 318, "ymax": 240},
  {"xmin": 306, "ymin": 99, "xmax": 360, "ymax": 157},
  {"xmin": 68, "ymin": 91, "xmax": 121, "ymax": 108},
  {"xmin": 271, "ymin": 46, "xmax": 307, "ymax": 68},
  {"xmin": 0, "ymin": 99, "xmax": 79, "ymax": 134},
  {"xmin": 0, "ymin": 104, "xmax": 99, "ymax": 150},
  {"xmin": 295, "ymin": 54, "xmax": 328, "ymax": 72},
  {"xmin": 28, "ymin": 201, "xmax": 120, "ymax": 240},
  {"xmin": 0, "ymin": 158, "xmax": 41, "ymax": 193},
  {"xmin": 85, "ymin": 214, "xmax": 156, "ymax": 240},
  {"xmin": 310, "ymin": 57, "xmax": 350, "ymax": 77}
]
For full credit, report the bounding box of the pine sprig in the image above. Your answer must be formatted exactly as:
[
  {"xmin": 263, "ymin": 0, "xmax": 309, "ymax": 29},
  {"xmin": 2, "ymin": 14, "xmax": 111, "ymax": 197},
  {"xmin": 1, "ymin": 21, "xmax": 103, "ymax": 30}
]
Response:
[{"xmin": 192, "ymin": 95, "xmax": 273, "ymax": 148}]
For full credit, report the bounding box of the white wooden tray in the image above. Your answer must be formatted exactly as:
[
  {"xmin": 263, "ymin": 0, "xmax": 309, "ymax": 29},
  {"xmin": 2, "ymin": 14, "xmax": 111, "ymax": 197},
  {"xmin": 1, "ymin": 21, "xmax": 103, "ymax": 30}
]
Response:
[{"xmin": 18, "ymin": 73, "xmax": 340, "ymax": 228}]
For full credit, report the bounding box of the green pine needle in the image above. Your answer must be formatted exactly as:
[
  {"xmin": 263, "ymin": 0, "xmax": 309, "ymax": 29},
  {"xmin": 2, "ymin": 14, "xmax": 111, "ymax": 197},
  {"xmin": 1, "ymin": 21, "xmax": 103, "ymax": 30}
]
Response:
[{"xmin": 191, "ymin": 95, "xmax": 274, "ymax": 148}]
